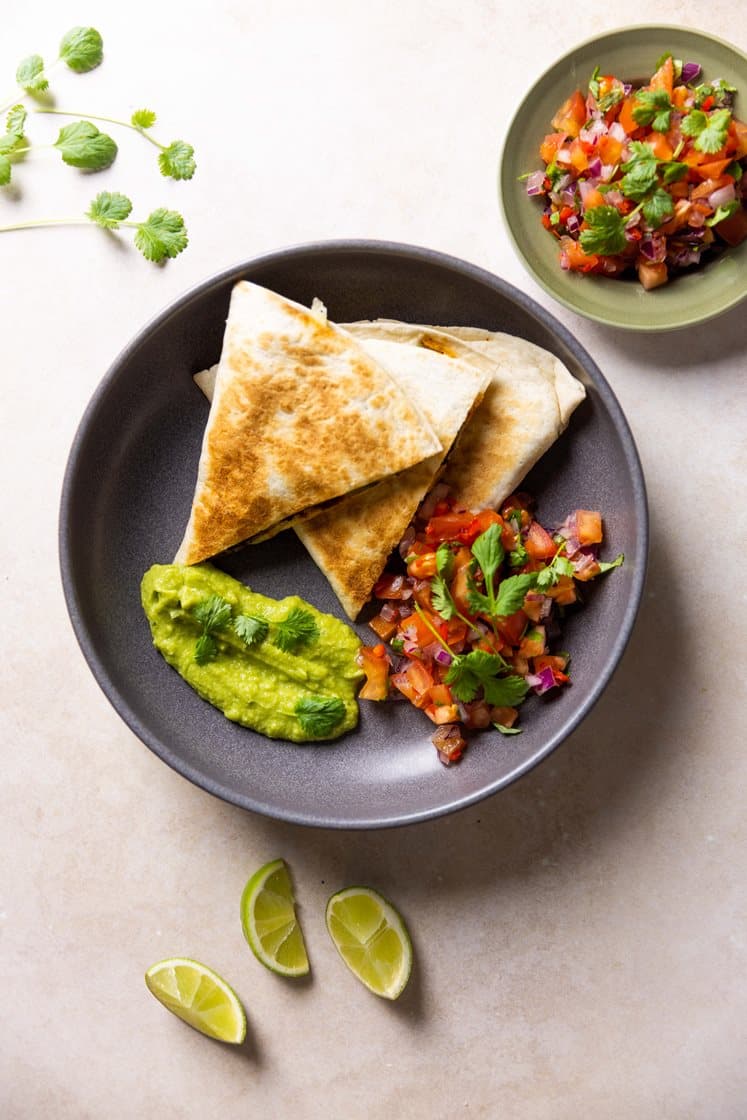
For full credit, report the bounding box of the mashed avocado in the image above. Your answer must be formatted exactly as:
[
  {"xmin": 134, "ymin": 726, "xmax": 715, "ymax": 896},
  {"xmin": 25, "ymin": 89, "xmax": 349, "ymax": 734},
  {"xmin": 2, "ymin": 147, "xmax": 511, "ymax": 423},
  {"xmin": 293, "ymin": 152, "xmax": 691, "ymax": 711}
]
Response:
[{"xmin": 141, "ymin": 564, "xmax": 363, "ymax": 742}]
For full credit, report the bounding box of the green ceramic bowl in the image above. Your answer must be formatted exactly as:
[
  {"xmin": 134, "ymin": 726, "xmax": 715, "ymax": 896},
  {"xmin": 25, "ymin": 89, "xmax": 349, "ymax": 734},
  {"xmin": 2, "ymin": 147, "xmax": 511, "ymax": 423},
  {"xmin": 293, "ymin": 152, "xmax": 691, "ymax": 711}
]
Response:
[{"xmin": 500, "ymin": 26, "xmax": 747, "ymax": 331}]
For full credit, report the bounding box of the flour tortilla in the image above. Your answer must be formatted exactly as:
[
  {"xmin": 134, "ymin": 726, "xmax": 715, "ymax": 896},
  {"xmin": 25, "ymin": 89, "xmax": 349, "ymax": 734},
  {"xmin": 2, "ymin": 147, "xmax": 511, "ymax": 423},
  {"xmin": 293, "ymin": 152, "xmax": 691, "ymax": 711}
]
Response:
[
  {"xmin": 196, "ymin": 334, "xmax": 491, "ymax": 619},
  {"xmin": 343, "ymin": 321, "xmax": 580, "ymax": 511},
  {"xmin": 174, "ymin": 282, "xmax": 441, "ymax": 565}
]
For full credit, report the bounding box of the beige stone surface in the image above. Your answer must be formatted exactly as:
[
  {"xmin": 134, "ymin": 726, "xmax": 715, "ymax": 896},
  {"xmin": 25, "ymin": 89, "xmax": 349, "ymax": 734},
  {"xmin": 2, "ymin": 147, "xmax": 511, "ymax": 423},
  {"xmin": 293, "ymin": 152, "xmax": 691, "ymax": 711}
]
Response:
[{"xmin": 1, "ymin": 2, "xmax": 745, "ymax": 1117}]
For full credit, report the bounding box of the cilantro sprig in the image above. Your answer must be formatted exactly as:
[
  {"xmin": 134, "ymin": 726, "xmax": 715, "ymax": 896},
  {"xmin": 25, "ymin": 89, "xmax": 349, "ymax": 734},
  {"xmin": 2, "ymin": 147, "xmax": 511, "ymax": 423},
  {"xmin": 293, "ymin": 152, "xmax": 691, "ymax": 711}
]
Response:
[
  {"xmin": 233, "ymin": 614, "xmax": 269, "ymax": 648},
  {"xmin": 579, "ymin": 205, "xmax": 628, "ymax": 256},
  {"xmin": 294, "ymin": 696, "xmax": 346, "ymax": 737},
  {"xmin": 632, "ymin": 88, "xmax": 673, "ymax": 132},
  {"xmin": 193, "ymin": 594, "xmax": 233, "ymax": 665},
  {"xmin": 681, "ymin": 107, "xmax": 731, "ymax": 154},
  {"xmin": 273, "ymin": 607, "xmax": 320, "ymax": 653},
  {"xmin": 6, "ymin": 26, "xmax": 103, "ymax": 107},
  {"xmin": 0, "ymin": 192, "xmax": 188, "ymax": 263}
]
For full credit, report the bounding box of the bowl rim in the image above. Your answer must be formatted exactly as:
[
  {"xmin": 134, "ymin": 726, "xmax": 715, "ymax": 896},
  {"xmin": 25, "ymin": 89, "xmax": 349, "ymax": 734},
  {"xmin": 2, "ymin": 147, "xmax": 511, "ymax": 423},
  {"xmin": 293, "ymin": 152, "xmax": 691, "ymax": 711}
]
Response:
[
  {"xmin": 58, "ymin": 238, "xmax": 649, "ymax": 828},
  {"xmin": 499, "ymin": 23, "xmax": 747, "ymax": 332}
]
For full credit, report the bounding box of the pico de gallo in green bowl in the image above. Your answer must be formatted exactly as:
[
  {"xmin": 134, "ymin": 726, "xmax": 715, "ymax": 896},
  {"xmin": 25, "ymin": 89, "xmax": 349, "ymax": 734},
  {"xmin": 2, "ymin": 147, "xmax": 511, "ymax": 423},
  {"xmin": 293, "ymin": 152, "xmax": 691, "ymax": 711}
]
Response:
[
  {"xmin": 356, "ymin": 489, "xmax": 623, "ymax": 766},
  {"xmin": 525, "ymin": 52, "xmax": 747, "ymax": 288}
]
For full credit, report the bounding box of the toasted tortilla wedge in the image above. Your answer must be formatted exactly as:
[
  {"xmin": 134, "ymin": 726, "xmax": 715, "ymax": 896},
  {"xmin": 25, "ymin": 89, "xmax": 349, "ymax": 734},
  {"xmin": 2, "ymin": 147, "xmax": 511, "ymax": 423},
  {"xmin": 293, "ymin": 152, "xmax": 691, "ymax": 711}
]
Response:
[
  {"xmin": 196, "ymin": 335, "xmax": 490, "ymax": 618},
  {"xmin": 344, "ymin": 321, "xmax": 583, "ymax": 510},
  {"xmin": 174, "ymin": 282, "xmax": 441, "ymax": 565}
]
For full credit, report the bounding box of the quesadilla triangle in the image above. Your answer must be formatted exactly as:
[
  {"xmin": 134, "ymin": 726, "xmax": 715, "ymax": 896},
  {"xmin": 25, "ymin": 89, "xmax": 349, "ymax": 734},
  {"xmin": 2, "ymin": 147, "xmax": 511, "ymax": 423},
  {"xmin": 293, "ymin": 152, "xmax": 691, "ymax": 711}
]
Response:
[
  {"xmin": 297, "ymin": 338, "xmax": 492, "ymax": 618},
  {"xmin": 195, "ymin": 335, "xmax": 491, "ymax": 620},
  {"xmin": 174, "ymin": 282, "xmax": 441, "ymax": 565},
  {"xmin": 343, "ymin": 321, "xmax": 582, "ymax": 511}
]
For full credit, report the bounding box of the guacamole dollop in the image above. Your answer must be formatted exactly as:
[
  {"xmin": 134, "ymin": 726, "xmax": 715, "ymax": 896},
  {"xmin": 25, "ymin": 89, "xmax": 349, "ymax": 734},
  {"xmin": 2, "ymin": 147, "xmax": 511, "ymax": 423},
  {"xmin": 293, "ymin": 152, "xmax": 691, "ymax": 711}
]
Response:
[{"xmin": 141, "ymin": 564, "xmax": 363, "ymax": 742}]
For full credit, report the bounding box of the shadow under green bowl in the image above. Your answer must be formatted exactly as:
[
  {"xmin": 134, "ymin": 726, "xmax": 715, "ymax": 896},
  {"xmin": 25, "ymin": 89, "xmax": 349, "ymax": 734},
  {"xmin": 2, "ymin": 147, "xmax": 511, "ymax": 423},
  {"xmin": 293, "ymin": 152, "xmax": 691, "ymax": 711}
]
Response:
[{"xmin": 500, "ymin": 25, "xmax": 747, "ymax": 331}]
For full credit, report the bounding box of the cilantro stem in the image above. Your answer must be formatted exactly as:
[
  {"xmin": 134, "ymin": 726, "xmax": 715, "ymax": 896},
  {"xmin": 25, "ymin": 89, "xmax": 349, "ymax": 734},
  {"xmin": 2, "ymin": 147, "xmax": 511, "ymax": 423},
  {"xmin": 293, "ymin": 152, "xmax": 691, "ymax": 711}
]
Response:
[
  {"xmin": 0, "ymin": 59, "xmax": 62, "ymax": 116},
  {"xmin": 413, "ymin": 603, "xmax": 456, "ymax": 657},
  {"xmin": 32, "ymin": 108, "xmax": 167, "ymax": 149},
  {"xmin": 0, "ymin": 217, "xmax": 89, "ymax": 232}
]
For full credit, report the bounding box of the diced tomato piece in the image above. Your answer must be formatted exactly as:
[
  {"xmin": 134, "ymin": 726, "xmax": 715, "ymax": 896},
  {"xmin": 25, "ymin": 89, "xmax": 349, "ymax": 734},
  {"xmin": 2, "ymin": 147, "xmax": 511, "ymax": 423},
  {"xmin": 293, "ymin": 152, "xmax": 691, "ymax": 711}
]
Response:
[
  {"xmin": 424, "ymin": 703, "xmax": 461, "ymax": 725},
  {"xmin": 562, "ymin": 237, "xmax": 599, "ymax": 273},
  {"xmin": 400, "ymin": 611, "xmax": 438, "ymax": 651},
  {"xmin": 358, "ymin": 646, "xmax": 390, "ymax": 701},
  {"xmin": 519, "ymin": 626, "xmax": 547, "ymax": 658},
  {"xmin": 617, "ymin": 96, "xmax": 639, "ymax": 135},
  {"xmin": 597, "ymin": 134, "xmax": 623, "ymax": 165},
  {"xmin": 403, "ymin": 539, "xmax": 432, "ymax": 559},
  {"xmin": 368, "ymin": 612, "xmax": 398, "ymax": 642},
  {"xmin": 575, "ymin": 510, "xmax": 603, "ymax": 545},
  {"xmin": 490, "ymin": 705, "xmax": 519, "ymax": 728},
  {"xmin": 425, "ymin": 512, "xmax": 474, "ymax": 543},
  {"xmin": 373, "ymin": 572, "xmax": 411, "ymax": 600},
  {"xmin": 539, "ymin": 132, "xmax": 567, "ymax": 164},
  {"xmin": 671, "ymin": 85, "xmax": 689, "ymax": 109},
  {"xmin": 713, "ymin": 207, "xmax": 747, "ymax": 246},
  {"xmin": 551, "ymin": 90, "xmax": 587, "ymax": 138},
  {"xmin": 522, "ymin": 593, "xmax": 545, "ymax": 623},
  {"xmin": 390, "ymin": 671, "xmax": 418, "ymax": 704},
  {"xmin": 691, "ymin": 176, "xmax": 731, "ymax": 201},
  {"xmin": 428, "ymin": 683, "xmax": 454, "ymax": 708},
  {"xmin": 650, "ymin": 56, "xmax": 674, "ymax": 96},
  {"xmin": 582, "ymin": 188, "xmax": 607, "ymax": 211},
  {"xmin": 412, "ymin": 582, "xmax": 433, "ymax": 611},
  {"xmin": 496, "ymin": 609, "xmax": 527, "ymax": 647},
  {"xmin": 648, "ymin": 132, "xmax": 673, "ymax": 161},
  {"xmin": 462, "ymin": 701, "xmax": 492, "ymax": 730},
  {"xmin": 693, "ymin": 158, "xmax": 732, "ymax": 181},
  {"xmin": 636, "ymin": 260, "xmax": 668, "ymax": 290},
  {"xmin": 732, "ymin": 119, "xmax": 747, "ymax": 159},
  {"xmin": 458, "ymin": 509, "xmax": 503, "ymax": 545},
  {"xmin": 569, "ymin": 138, "xmax": 589, "ymax": 173},
  {"xmin": 473, "ymin": 631, "xmax": 504, "ymax": 656},
  {"xmin": 524, "ymin": 519, "xmax": 557, "ymax": 560},
  {"xmin": 407, "ymin": 551, "xmax": 438, "ymax": 579},
  {"xmin": 450, "ymin": 547, "xmax": 475, "ymax": 617},
  {"xmin": 544, "ymin": 576, "xmax": 577, "ymax": 605}
]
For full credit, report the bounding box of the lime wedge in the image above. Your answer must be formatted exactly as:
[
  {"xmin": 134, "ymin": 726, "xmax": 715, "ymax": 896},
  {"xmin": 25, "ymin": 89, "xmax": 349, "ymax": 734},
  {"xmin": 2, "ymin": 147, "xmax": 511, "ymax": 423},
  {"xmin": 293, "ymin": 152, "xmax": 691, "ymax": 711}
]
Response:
[
  {"xmin": 325, "ymin": 886, "xmax": 412, "ymax": 999},
  {"xmin": 144, "ymin": 957, "xmax": 246, "ymax": 1043},
  {"xmin": 240, "ymin": 858, "xmax": 310, "ymax": 977}
]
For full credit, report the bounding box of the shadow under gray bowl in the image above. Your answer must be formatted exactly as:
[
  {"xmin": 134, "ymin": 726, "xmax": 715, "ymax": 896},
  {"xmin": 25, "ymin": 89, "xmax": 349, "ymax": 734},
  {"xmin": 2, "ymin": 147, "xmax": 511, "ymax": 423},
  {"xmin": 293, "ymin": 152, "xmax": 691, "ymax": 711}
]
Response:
[{"xmin": 59, "ymin": 241, "xmax": 648, "ymax": 829}]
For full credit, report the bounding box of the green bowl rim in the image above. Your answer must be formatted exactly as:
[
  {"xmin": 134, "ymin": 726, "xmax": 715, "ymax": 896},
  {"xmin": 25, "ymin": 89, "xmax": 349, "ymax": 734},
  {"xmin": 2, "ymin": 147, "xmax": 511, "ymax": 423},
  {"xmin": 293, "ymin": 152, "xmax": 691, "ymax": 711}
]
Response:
[{"xmin": 499, "ymin": 23, "xmax": 747, "ymax": 332}]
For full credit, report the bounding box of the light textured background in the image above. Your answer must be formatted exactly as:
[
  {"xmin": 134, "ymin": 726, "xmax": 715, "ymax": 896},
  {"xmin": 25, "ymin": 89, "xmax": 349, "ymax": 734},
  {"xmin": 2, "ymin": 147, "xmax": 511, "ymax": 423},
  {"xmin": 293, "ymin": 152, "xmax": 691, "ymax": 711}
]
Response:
[{"xmin": 2, "ymin": 3, "xmax": 746, "ymax": 1118}]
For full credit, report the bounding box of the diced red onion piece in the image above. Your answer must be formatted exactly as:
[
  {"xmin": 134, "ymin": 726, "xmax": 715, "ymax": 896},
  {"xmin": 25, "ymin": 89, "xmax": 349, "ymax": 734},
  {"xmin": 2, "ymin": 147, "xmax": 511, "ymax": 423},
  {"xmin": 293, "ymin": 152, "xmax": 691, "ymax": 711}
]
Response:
[
  {"xmin": 578, "ymin": 180, "xmax": 595, "ymax": 204},
  {"xmin": 380, "ymin": 602, "xmax": 398, "ymax": 622},
  {"xmin": 555, "ymin": 149, "xmax": 572, "ymax": 166},
  {"xmin": 605, "ymin": 189, "xmax": 623, "ymax": 207},
  {"xmin": 681, "ymin": 61, "xmax": 701, "ymax": 83},
  {"xmin": 555, "ymin": 174, "xmax": 572, "ymax": 192},
  {"xmin": 609, "ymin": 121, "xmax": 627, "ymax": 142},
  {"xmin": 587, "ymin": 157, "xmax": 602, "ymax": 178},
  {"xmin": 525, "ymin": 169, "xmax": 546, "ymax": 197},
  {"xmin": 434, "ymin": 648, "xmax": 452, "ymax": 667},
  {"xmin": 560, "ymin": 189, "xmax": 576, "ymax": 207},
  {"xmin": 398, "ymin": 525, "xmax": 416, "ymax": 560},
  {"xmin": 565, "ymin": 214, "xmax": 580, "ymax": 234},
  {"xmin": 709, "ymin": 184, "xmax": 736, "ymax": 210}
]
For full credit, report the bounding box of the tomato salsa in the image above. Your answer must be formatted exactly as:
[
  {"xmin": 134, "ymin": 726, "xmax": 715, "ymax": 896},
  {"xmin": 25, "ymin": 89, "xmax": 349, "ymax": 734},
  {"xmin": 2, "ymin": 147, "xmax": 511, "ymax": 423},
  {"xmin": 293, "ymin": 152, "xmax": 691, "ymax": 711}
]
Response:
[
  {"xmin": 357, "ymin": 490, "xmax": 623, "ymax": 766},
  {"xmin": 524, "ymin": 53, "xmax": 747, "ymax": 288}
]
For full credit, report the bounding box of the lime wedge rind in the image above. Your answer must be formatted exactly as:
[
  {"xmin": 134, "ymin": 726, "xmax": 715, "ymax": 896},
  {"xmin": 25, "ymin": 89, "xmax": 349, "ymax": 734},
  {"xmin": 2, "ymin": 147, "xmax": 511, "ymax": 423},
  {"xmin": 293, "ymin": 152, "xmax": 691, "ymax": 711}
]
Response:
[
  {"xmin": 145, "ymin": 957, "xmax": 247, "ymax": 1044},
  {"xmin": 325, "ymin": 886, "xmax": 412, "ymax": 1000},
  {"xmin": 241, "ymin": 858, "xmax": 310, "ymax": 977}
]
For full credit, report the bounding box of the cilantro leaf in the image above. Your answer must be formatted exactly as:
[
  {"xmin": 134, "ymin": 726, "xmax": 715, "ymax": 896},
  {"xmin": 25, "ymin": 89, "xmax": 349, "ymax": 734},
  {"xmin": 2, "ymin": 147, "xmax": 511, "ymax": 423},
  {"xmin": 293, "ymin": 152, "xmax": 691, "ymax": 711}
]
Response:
[
  {"xmin": 0, "ymin": 155, "xmax": 11, "ymax": 186},
  {"xmin": 482, "ymin": 674, "xmax": 530, "ymax": 707},
  {"xmin": 493, "ymin": 573, "xmax": 537, "ymax": 616},
  {"xmin": 471, "ymin": 523, "xmax": 504, "ymax": 584},
  {"xmin": 682, "ymin": 108, "xmax": 731, "ymax": 153},
  {"xmin": 16, "ymin": 55, "xmax": 48, "ymax": 93},
  {"xmin": 131, "ymin": 108, "xmax": 157, "ymax": 129},
  {"xmin": 59, "ymin": 26, "xmax": 104, "ymax": 73},
  {"xmin": 597, "ymin": 553, "xmax": 624, "ymax": 574},
  {"xmin": 598, "ymin": 86, "xmax": 623, "ymax": 113},
  {"xmin": 431, "ymin": 574, "xmax": 457, "ymax": 620},
  {"xmin": 6, "ymin": 105, "xmax": 27, "ymax": 137},
  {"xmin": 233, "ymin": 613, "xmax": 269, "ymax": 647},
  {"xmin": 445, "ymin": 650, "xmax": 506, "ymax": 703},
  {"xmin": 509, "ymin": 541, "xmax": 527, "ymax": 567},
  {"xmin": 535, "ymin": 555, "xmax": 574, "ymax": 591},
  {"xmin": 435, "ymin": 541, "xmax": 454, "ymax": 581},
  {"xmin": 494, "ymin": 723, "xmax": 522, "ymax": 736},
  {"xmin": 194, "ymin": 594, "xmax": 233, "ymax": 632},
  {"xmin": 466, "ymin": 570, "xmax": 491, "ymax": 616},
  {"xmin": 706, "ymin": 200, "xmax": 740, "ymax": 227},
  {"xmin": 642, "ymin": 187, "xmax": 674, "ymax": 228},
  {"xmin": 133, "ymin": 208, "xmax": 188, "ymax": 262},
  {"xmin": 194, "ymin": 632, "xmax": 217, "ymax": 665},
  {"xmin": 86, "ymin": 191, "xmax": 133, "ymax": 228},
  {"xmin": 660, "ymin": 160, "xmax": 688, "ymax": 184},
  {"xmin": 588, "ymin": 66, "xmax": 601, "ymax": 99},
  {"xmin": 295, "ymin": 696, "xmax": 346, "ymax": 737},
  {"xmin": 158, "ymin": 140, "xmax": 196, "ymax": 181},
  {"xmin": 619, "ymin": 159, "xmax": 658, "ymax": 201},
  {"xmin": 53, "ymin": 121, "xmax": 117, "ymax": 169},
  {"xmin": 273, "ymin": 607, "xmax": 319, "ymax": 652},
  {"xmin": 633, "ymin": 88, "xmax": 673, "ymax": 132},
  {"xmin": 0, "ymin": 130, "xmax": 25, "ymax": 155},
  {"xmin": 579, "ymin": 205, "xmax": 627, "ymax": 255}
]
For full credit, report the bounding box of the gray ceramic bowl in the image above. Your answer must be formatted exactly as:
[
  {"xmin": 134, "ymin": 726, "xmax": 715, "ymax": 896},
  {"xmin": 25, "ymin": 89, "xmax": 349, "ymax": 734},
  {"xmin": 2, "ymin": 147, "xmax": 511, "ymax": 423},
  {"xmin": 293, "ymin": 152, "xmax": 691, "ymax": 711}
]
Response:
[
  {"xmin": 500, "ymin": 26, "xmax": 747, "ymax": 330},
  {"xmin": 59, "ymin": 241, "xmax": 648, "ymax": 828}
]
